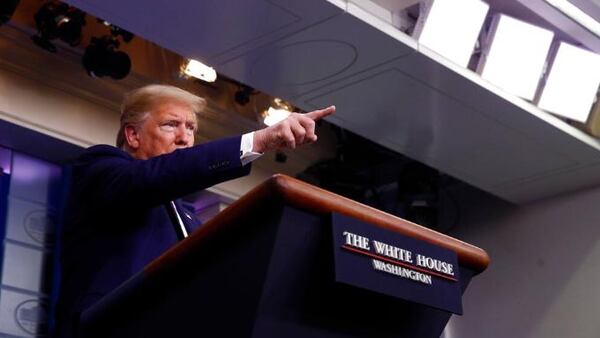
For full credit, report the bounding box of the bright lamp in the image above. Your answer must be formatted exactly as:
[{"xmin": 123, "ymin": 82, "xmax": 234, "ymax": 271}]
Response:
[
  {"xmin": 414, "ymin": 0, "xmax": 489, "ymax": 67},
  {"xmin": 538, "ymin": 42, "xmax": 600, "ymax": 122},
  {"xmin": 181, "ymin": 59, "xmax": 217, "ymax": 83},
  {"xmin": 478, "ymin": 14, "xmax": 554, "ymax": 100}
]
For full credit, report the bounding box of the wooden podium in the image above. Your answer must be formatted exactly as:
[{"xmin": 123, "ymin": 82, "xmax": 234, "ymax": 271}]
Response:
[{"xmin": 80, "ymin": 174, "xmax": 489, "ymax": 338}]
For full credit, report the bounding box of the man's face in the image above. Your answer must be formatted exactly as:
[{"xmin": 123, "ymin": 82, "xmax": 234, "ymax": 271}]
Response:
[{"xmin": 127, "ymin": 100, "xmax": 197, "ymax": 160}]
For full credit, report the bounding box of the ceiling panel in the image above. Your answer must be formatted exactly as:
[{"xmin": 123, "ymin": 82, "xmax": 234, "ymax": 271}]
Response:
[
  {"xmin": 215, "ymin": 9, "xmax": 416, "ymax": 100},
  {"xmin": 65, "ymin": 0, "xmax": 343, "ymax": 63},
  {"xmin": 569, "ymin": 0, "xmax": 600, "ymax": 21},
  {"xmin": 63, "ymin": 0, "xmax": 600, "ymax": 203},
  {"xmin": 392, "ymin": 47, "xmax": 600, "ymax": 159},
  {"xmin": 302, "ymin": 67, "xmax": 579, "ymax": 197}
]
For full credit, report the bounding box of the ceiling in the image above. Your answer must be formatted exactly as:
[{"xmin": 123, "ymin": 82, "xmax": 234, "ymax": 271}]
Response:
[
  {"xmin": 571, "ymin": 0, "xmax": 600, "ymax": 20},
  {"xmin": 63, "ymin": 0, "xmax": 600, "ymax": 204}
]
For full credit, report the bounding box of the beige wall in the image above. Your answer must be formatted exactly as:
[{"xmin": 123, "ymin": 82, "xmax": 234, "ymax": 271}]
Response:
[
  {"xmin": 0, "ymin": 67, "xmax": 118, "ymax": 147},
  {"xmin": 442, "ymin": 183, "xmax": 600, "ymax": 338}
]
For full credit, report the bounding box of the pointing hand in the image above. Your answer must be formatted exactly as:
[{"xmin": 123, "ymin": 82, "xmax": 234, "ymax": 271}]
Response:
[{"xmin": 252, "ymin": 105, "xmax": 336, "ymax": 153}]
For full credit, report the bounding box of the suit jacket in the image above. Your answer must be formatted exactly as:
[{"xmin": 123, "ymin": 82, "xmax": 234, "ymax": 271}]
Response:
[{"xmin": 55, "ymin": 136, "xmax": 251, "ymax": 337}]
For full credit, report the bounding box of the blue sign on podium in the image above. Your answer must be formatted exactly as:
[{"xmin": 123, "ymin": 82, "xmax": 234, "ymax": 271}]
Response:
[{"xmin": 332, "ymin": 213, "xmax": 462, "ymax": 314}]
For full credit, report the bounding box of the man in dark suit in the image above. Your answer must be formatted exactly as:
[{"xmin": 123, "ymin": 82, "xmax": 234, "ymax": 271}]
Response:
[{"xmin": 54, "ymin": 84, "xmax": 334, "ymax": 337}]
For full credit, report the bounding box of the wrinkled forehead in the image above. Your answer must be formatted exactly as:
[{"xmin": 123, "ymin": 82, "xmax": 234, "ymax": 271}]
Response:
[{"xmin": 150, "ymin": 98, "xmax": 198, "ymax": 122}]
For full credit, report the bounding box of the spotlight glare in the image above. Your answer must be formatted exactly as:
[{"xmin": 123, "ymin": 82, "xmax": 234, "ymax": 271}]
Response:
[
  {"xmin": 182, "ymin": 59, "xmax": 217, "ymax": 82},
  {"xmin": 478, "ymin": 14, "xmax": 554, "ymax": 100},
  {"xmin": 414, "ymin": 0, "xmax": 489, "ymax": 67},
  {"xmin": 263, "ymin": 106, "xmax": 291, "ymax": 126},
  {"xmin": 538, "ymin": 42, "xmax": 600, "ymax": 122}
]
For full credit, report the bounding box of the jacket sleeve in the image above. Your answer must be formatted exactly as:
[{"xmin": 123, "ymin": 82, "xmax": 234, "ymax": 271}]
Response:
[{"xmin": 73, "ymin": 136, "xmax": 251, "ymax": 211}]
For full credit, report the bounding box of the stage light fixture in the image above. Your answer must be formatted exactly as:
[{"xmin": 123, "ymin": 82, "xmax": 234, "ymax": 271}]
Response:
[
  {"xmin": 234, "ymin": 85, "xmax": 255, "ymax": 106},
  {"xmin": 0, "ymin": 0, "xmax": 19, "ymax": 26},
  {"xmin": 98, "ymin": 19, "xmax": 134, "ymax": 43},
  {"xmin": 181, "ymin": 59, "xmax": 217, "ymax": 83},
  {"xmin": 538, "ymin": 42, "xmax": 600, "ymax": 122},
  {"xmin": 413, "ymin": 0, "xmax": 489, "ymax": 67},
  {"xmin": 82, "ymin": 36, "xmax": 131, "ymax": 80},
  {"xmin": 478, "ymin": 14, "xmax": 554, "ymax": 100},
  {"xmin": 31, "ymin": 1, "xmax": 86, "ymax": 53}
]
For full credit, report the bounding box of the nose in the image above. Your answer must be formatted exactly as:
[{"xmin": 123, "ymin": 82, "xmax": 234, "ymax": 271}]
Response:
[{"xmin": 175, "ymin": 125, "xmax": 192, "ymax": 147}]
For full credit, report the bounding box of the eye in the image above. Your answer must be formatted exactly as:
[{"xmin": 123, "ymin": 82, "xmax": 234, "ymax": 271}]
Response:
[
  {"xmin": 159, "ymin": 121, "xmax": 179, "ymax": 132},
  {"xmin": 186, "ymin": 123, "xmax": 196, "ymax": 132}
]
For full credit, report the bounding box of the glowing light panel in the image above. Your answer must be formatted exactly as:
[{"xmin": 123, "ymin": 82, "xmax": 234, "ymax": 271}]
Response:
[
  {"xmin": 479, "ymin": 15, "xmax": 554, "ymax": 100},
  {"xmin": 538, "ymin": 42, "xmax": 600, "ymax": 122},
  {"xmin": 416, "ymin": 0, "xmax": 489, "ymax": 67},
  {"xmin": 182, "ymin": 59, "xmax": 217, "ymax": 82}
]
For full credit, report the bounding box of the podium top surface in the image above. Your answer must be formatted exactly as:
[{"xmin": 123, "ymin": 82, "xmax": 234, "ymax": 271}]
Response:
[{"xmin": 147, "ymin": 174, "xmax": 489, "ymax": 276}]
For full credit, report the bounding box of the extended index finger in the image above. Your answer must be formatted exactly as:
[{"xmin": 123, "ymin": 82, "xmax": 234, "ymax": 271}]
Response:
[{"xmin": 304, "ymin": 105, "xmax": 336, "ymax": 121}]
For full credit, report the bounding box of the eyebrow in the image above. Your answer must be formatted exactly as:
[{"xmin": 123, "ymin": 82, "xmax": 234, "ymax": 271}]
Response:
[
  {"xmin": 159, "ymin": 114, "xmax": 195, "ymax": 123},
  {"xmin": 159, "ymin": 117, "xmax": 197, "ymax": 130}
]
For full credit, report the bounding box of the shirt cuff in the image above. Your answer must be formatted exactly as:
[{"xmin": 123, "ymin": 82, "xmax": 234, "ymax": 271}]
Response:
[{"xmin": 240, "ymin": 132, "xmax": 263, "ymax": 166}]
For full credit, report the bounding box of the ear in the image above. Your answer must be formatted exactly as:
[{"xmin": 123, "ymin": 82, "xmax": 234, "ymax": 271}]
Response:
[{"xmin": 124, "ymin": 125, "xmax": 141, "ymax": 150}]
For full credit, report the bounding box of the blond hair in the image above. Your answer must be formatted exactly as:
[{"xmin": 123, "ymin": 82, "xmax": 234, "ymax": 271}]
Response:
[{"xmin": 116, "ymin": 84, "xmax": 207, "ymax": 148}]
